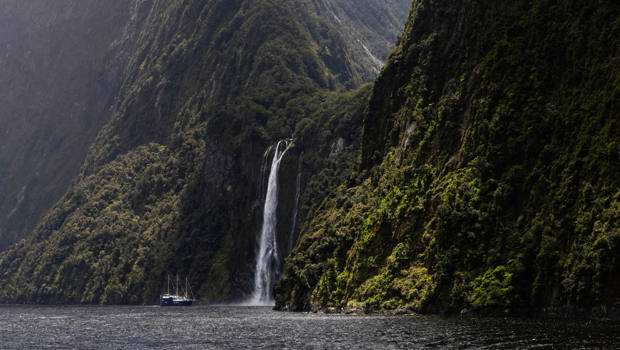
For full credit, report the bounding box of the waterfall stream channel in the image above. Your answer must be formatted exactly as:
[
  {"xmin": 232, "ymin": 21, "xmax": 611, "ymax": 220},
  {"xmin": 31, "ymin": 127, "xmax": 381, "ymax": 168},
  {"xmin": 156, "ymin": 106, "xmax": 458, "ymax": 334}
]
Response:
[{"xmin": 249, "ymin": 139, "xmax": 293, "ymax": 305}]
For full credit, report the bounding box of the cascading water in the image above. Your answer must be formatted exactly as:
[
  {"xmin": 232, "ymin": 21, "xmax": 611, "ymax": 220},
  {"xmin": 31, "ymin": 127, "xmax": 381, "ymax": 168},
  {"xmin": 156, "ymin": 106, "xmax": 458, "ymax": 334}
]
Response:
[
  {"xmin": 249, "ymin": 139, "xmax": 293, "ymax": 305},
  {"xmin": 288, "ymin": 153, "xmax": 303, "ymax": 254},
  {"xmin": 256, "ymin": 144, "xmax": 274, "ymax": 204}
]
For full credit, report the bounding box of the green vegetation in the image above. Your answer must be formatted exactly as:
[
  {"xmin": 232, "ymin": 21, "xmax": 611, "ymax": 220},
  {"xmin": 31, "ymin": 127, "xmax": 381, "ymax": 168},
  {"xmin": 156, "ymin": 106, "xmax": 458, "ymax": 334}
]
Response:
[
  {"xmin": 0, "ymin": 0, "xmax": 406, "ymax": 303},
  {"xmin": 275, "ymin": 0, "xmax": 620, "ymax": 316},
  {"xmin": 2, "ymin": 0, "xmax": 616, "ymax": 318}
]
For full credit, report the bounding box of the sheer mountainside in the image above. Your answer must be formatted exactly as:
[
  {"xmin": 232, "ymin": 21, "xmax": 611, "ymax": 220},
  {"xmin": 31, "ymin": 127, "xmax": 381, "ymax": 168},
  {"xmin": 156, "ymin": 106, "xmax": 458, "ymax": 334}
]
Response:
[
  {"xmin": 0, "ymin": 0, "xmax": 145, "ymax": 250},
  {"xmin": 275, "ymin": 0, "xmax": 620, "ymax": 317},
  {"xmin": 308, "ymin": 0, "xmax": 412, "ymax": 80},
  {"xmin": 0, "ymin": 0, "xmax": 409, "ymax": 304},
  {"xmin": 3, "ymin": 0, "xmax": 617, "ymax": 318}
]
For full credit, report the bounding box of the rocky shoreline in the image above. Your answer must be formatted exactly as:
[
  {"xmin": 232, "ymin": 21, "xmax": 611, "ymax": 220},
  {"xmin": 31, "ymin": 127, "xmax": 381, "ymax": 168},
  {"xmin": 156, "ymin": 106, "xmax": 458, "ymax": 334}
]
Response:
[{"xmin": 277, "ymin": 304, "xmax": 620, "ymax": 321}]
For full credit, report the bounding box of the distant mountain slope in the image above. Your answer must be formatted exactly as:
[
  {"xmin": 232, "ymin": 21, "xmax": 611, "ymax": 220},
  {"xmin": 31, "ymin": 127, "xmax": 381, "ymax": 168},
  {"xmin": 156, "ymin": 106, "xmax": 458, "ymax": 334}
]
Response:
[
  {"xmin": 309, "ymin": 0, "xmax": 412, "ymax": 79},
  {"xmin": 276, "ymin": 0, "xmax": 620, "ymax": 317},
  {"xmin": 0, "ymin": 0, "xmax": 146, "ymax": 250},
  {"xmin": 0, "ymin": 0, "xmax": 409, "ymax": 304}
]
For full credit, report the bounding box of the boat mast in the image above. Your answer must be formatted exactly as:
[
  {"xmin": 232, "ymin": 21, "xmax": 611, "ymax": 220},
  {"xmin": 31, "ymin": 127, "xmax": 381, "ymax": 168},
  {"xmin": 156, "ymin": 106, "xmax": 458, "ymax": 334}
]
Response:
[
  {"xmin": 167, "ymin": 275, "xmax": 170, "ymax": 295},
  {"xmin": 176, "ymin": 275, "xmax": 179, "ymax": 296}
]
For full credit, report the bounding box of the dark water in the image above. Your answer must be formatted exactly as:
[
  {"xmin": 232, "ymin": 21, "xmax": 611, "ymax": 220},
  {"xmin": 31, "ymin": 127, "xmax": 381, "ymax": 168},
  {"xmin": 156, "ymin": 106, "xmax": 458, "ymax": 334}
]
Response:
[{"xmin": 0, "ymin": 305, "xmax": 618, "ymax": 349}]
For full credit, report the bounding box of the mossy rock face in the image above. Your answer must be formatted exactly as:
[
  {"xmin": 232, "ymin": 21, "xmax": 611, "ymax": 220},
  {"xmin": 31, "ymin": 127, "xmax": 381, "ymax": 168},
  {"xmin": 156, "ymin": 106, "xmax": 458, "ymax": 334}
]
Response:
[
  {"xmin": 275, "ymin": 0, "xmax": 620, "ymax": 316},
  {"xmin": 469, "ymin": 266, "xmax": 515, "ymax": 309}
]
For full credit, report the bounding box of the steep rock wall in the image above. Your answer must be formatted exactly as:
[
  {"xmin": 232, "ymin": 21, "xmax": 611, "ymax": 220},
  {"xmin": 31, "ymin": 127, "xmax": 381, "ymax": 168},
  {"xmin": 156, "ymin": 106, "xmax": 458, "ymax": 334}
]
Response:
[{"xmin": 276, "ymin": 0, "xmax": 620, "ymax": 317}]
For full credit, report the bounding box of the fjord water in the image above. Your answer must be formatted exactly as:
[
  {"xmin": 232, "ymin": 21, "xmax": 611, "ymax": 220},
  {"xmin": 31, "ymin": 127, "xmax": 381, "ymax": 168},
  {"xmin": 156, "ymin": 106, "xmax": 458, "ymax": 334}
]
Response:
[{"xmin": 0, "ymin": 305, "xmax": 618, "ymax": 349}]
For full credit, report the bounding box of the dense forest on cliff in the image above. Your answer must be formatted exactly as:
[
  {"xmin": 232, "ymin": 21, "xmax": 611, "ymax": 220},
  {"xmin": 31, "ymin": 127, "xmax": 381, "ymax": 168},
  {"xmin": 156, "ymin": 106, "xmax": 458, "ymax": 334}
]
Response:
[
  {"xmin": 276, "ymin": 0, "xmax": 620, "ymax": 317},
  {"xmin": 0, "ymin": 0, "xmax": 617, "ymax": 319}
]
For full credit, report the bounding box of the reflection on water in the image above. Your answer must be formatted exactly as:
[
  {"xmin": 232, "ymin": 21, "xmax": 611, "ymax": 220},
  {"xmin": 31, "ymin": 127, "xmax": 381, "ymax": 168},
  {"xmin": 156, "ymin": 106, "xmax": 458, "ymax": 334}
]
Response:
[{"xmin": 0, "ymin": 305, "xmax": 617, "ymax": 349}]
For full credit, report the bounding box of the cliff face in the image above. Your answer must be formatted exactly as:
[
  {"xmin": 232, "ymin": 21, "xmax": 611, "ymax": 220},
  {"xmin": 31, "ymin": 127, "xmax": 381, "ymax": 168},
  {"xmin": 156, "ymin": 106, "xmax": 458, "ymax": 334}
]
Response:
[
  {"xmin": 276, "ymin": 0, "xmax": 620, "ymax": 316},
  {"xmin": 0, "ymin": 0, "xmax": 409, "ymax": 304},
  {"xmin": 308, "ymin": 0, "xmax": 412, "ymax": 80},
  {"xmin": 0, "ymin": 0, "xmax": 145, "ymax": 250}
]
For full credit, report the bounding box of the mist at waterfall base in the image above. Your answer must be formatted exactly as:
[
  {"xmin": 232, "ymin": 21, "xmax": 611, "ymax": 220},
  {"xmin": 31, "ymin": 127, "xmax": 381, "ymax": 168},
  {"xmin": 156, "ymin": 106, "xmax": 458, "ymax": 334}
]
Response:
[
  {"xmin": 1, "ymin": 305, "xmax": 618, "ymax": 349},
  {"xmin": 248, "ymin": 140, "xmax": 294, "ymax": 306}
]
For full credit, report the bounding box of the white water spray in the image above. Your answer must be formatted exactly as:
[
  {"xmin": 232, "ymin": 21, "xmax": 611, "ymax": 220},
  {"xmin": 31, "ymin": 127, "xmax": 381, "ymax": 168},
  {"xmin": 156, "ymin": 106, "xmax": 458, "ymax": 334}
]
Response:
[{"xmin": 249, "ymin": 139, "xmax": 293, "ymax": 305}]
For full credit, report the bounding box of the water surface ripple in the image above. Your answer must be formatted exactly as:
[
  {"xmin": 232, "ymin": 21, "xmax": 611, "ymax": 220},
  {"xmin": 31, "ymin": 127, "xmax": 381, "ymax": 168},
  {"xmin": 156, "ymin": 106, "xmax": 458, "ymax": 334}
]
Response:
[{"xmin": 0, "ymin": 305, "xmax": 617, "ymax": 349}]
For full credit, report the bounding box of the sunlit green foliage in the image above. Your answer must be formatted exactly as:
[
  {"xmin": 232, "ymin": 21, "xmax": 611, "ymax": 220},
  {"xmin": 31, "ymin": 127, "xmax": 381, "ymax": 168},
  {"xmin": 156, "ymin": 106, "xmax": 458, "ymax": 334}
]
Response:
[{"xmin": 276, "ymin": 0, "xmax": 620, "ymax": 316}]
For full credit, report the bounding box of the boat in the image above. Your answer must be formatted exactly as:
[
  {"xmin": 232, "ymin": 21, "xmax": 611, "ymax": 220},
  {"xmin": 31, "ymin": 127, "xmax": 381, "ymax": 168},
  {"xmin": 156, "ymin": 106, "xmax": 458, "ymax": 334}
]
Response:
[{"xmin": 160, "ymin": 275, "xmax": 194, "ymax": 306}]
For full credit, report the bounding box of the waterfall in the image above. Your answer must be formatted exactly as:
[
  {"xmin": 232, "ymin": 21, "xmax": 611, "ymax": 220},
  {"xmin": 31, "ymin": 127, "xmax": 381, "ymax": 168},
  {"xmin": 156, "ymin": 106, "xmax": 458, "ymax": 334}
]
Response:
[
  {"xmin": 288, "ymin": 153, "xmax": 303, "ymax": 254},
  {"xmin": 257, "ymin": 144, "xmax": 274, "ymax": 203},
  {"xmin": 249, "ymin": 139, "xmax": 293, "ymax": 305}
]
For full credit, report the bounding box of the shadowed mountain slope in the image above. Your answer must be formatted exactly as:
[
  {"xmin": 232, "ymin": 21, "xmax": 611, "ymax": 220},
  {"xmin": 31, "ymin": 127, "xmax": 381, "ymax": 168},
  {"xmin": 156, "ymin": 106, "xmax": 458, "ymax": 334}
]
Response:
[
  {"xmin": 0, "ymin": 0, "xmax": 410, "ymax": 304},
  {"xmin": 0, "ymin": 0, "xmax": 147, "ymax": 250}
]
